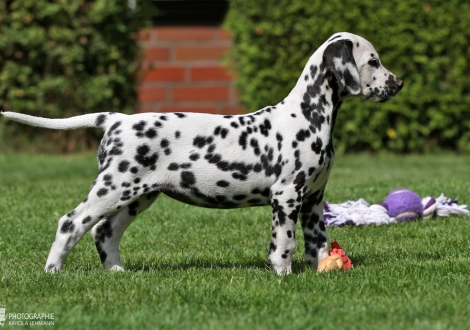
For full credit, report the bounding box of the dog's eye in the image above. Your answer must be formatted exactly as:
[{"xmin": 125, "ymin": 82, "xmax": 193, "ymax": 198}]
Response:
[{"xmin": 368, "ymin": 59, "xmax": 380, "ymax": 68}]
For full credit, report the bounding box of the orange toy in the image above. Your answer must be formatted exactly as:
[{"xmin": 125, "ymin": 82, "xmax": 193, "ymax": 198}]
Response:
[{"xmin": 317, "ymin": 242, "xmax": 352, "ymax": 272}]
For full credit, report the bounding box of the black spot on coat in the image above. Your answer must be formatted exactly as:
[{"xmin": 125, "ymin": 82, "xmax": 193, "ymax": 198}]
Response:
[
  {"xmin": 160, "ymin": 139, "xmax": 170, "ymax": 148},
  {"xmin": 128, "ymin": 201, "xmax": 140, "ymax": 216},
  {"xmin": 109, "ymin": 121, "xmax": 122, "ymax": 133},
  {"xmin": 118, "ymin": 160, "xmax": 130, "ymax": 173},
  {"xmin": 189, "ymin": 153, "xmax": 200, "ymax": 161},
  {"xmin": 97, "ymin": 188, "xmax": 108, "ymax": 197},
  {"xmin": 134, "ymin": 144, "xmax": 158, "ymax": 169},
  {"xmin": 132, "ymin": 121, "xmax": 146, "ymax": 131},
  {"xmin": 95, "ymin": 114, "xmax": 107, "ymax": 127},
  {"xmin": 180, "ymin": 171, "xmax": 196, "ymax": 188},
  {"xmin": 193, "ymin": 136, "xmax": 213, "ymax": 148},
  {"xmin": 216, "ymin": 180, "xmax": 230, "ymax": 187},
  {"xmin": 61, "ymin": 220, "xmax": 75, "ymax": 234},
  {"xmin": 296, "ymin": 129, "xmax": 311, "ymax": 141},
  {"xmin": 145, "ymin": 128, "xmax": 157, "ymax": 139},
  {"xmin": 311, "ymin": 137, "xmax": 323, "ymax": 154},
  {"xmin": 168, "ymin": 163, "xmax": 179, "ymax": 171},
  {"xmin": 259, "ymin": 119, "xmax": 271, "ymax": 136},
  {"xmin": 239, "ymin": 132, "xmax": 248, "ymax": 149}
]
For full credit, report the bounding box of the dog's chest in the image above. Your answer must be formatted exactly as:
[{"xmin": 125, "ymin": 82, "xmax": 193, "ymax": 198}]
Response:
[{"xmin": 288, "ymin": 129, "xmax": 335, "ymax": 196}]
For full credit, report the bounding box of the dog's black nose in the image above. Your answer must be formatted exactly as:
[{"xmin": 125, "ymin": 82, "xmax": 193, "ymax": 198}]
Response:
[{"xmin": 396, "ymin": 78, "xmax": 404, "ymax": 91}]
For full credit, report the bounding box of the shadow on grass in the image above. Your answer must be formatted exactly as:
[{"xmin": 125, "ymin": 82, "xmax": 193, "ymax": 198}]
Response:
[
  {"xmin": 351, "ymin": 251, "xmax": 443, "ymax": 267},
  {"xmin": 124, "ymin": 259, "xmax": 311, "ymax": 274}
]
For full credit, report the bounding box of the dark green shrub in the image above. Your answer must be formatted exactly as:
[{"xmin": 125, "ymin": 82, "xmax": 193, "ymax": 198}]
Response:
[
  {"xmin": 225, "ymin": 0, "xmax": 470, "ymax": 152},
  {"xmin": 0, "ymin": 0, "xmax": 156, "ymax": 152}
]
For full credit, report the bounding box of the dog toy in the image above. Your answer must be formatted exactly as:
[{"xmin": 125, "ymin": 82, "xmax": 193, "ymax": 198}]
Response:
[
  {"xmin": 317, "ymin": 241, "xmax": 352, "ymax": 272},
  {"xmin": 324, "ymin": 188, "xmax": 469, "ymax": 227},
  {"xmin": 384, "ymin": 188, "xmax": 424, "ymax": 221}
]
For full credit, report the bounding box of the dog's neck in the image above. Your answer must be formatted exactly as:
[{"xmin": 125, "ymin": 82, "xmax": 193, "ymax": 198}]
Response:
[{"xmin": 280, "ymin": 51, "xmax": 346, "ymax": 139}]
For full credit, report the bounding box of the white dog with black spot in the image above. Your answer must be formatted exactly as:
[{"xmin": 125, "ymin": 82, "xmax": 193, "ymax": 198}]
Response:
[{"xmin": 1, "ymin": 32, "xmax": 403, "ymax": 275}]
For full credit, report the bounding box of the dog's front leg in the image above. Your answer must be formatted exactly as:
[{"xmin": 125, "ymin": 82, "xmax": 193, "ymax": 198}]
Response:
[
  {"xmin": 268, "ymin": 187, "xmax": 301, "ymax": 275},
  {"xmin": 300, "ymin": 190, "xmax": 330, "ymax": 270}
]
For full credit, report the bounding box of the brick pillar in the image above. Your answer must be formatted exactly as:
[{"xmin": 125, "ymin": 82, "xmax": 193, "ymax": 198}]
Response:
[{"xmin": 137, "ymin": 27, "xmax": 246, "ymax": 115}]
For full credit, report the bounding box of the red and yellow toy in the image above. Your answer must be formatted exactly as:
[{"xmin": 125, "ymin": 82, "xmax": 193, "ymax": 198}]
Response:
[{"xmin": 317, "ymin": 242, "xmax": 352, "ymax": 272}]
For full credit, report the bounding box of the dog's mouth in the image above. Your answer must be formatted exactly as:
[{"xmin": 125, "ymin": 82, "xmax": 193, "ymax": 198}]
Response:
[
  {"xmin": 364, "ymin": 78, "xmax": 404, "ymax": 103},
  {"xmin": 364, "ymin": 93, "xmax": 391, "ymax": 103}
]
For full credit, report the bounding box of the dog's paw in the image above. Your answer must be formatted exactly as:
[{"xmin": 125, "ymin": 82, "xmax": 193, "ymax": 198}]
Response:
[
  {"xmin": 273, "ymin": 264, "xmax": 292, "ymax": 276},
  {"xmin": 109, "ymin": 265, "xmax": 125, "ymax": 272},
  {"xmin": 269, "ymin": 258, "xmax": 292, "ymax": 276},
  {"xmin": 44, "ymin": 264, "xmax": 60, "ymax": 274}
]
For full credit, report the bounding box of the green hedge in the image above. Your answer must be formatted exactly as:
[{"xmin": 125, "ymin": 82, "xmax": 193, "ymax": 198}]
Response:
[
  {"xmin": 225, "ymin": 0, "xmax": 470, "ymax": 153},
  {"xmin": 0, "ymin": 0, "xmax": 155, "ymax": 152}
]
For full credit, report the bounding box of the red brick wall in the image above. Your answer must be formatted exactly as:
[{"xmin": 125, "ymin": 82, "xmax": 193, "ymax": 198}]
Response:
[{"xmin": 137, "ymin": 27, "xmax": 246, "ymax": 115}]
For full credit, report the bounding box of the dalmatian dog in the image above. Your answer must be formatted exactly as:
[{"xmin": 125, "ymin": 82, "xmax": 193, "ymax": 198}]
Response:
[{"xmin": 1, "ymin": 32, "xmax": 403, "ymax": 275}]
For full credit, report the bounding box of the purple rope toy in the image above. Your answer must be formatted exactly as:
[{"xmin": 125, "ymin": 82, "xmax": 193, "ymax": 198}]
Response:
[{"xmin": 324, "ymin": 188, "xmax": 469, "ymax": 227}]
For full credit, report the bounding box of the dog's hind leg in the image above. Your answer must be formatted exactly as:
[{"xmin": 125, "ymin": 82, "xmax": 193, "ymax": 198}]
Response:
[
  {"xmin": 44, "ymin": 204, "xmax": 105, "ymax": 273},
  {"xmin": 91, "ymin": 191, "xmax": 160, "ymax": 271},
  {"xmin": 44, "ymin": 185, "xmax": 143, "ymax": 273}
]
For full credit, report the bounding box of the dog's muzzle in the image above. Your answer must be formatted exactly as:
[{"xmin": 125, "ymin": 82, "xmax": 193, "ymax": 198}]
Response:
[{"xmin": 379, "ymin": 77, "xmax": 404, "ymax": 103}]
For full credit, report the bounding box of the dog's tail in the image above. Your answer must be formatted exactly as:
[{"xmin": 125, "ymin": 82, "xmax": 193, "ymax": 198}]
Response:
[{"xmin": 0, "ymin": 111, "xmax": 120, "ymax": 130}]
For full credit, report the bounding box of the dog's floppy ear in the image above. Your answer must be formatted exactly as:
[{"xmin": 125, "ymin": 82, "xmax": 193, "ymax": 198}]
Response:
[{"xmin": 322, "ymin": 39, "xmax": 361, "ymax": 95}]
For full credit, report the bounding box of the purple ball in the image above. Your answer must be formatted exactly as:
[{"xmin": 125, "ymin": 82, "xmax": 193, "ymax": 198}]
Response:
[{"xmin": 384, "ymin": 188, "xmax": 423, "ymax": 221}]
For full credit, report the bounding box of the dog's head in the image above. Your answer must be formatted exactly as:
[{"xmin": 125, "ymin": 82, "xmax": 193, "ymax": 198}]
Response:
[{"xmin": 323, "ymin": 32, "xmax": 403, "ymax": 102}]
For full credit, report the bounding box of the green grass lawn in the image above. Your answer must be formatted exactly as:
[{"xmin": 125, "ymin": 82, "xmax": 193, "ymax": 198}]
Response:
[{"xmin": 0, "ymin": 153, "xmax": 469, "ymax": 329}]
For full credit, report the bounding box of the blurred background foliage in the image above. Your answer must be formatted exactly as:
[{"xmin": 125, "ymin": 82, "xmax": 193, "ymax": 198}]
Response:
[
  {"xmin": 0, "ymin": 0, "xmax": 155, "ymax": 152},
  {"xmin": 225, "ymin": 0, "xmax": 470, "ymax": 153},
  {"xmin": 1, "ymin": 0, "xmax": 469, "ymax": 153}
]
